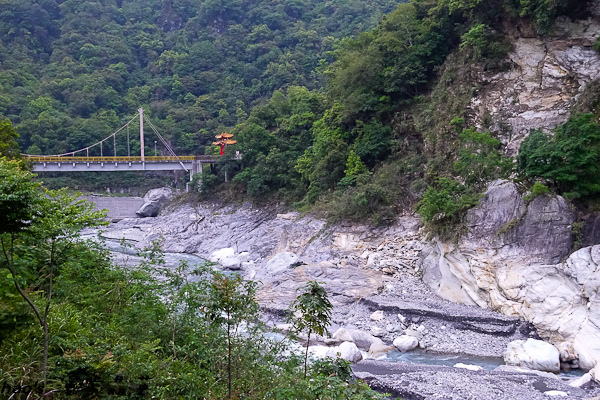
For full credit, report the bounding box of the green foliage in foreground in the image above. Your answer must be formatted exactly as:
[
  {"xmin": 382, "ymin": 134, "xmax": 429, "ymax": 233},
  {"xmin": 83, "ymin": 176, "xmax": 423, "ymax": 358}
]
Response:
[
  {"xmin": 0, "ymin": 119, "xmax": 21, "ymax": 160},
  {"xmin": 518, "ymin": 113, "xmax": 600, "ymax": 199},
  {"xmin": 0, "ymin": 247, "xmax": 384, "ymax": 400},
  {"xmin": 289, "ymin": 281, "xmax": 333, "ymax": 378},
  {"xmin": 0, "ymin": 160, "xmax": 385, "ymax": 399},
  {"xmin": 523, "ymin": 182, "xmax": 550, "ymax": 203}
]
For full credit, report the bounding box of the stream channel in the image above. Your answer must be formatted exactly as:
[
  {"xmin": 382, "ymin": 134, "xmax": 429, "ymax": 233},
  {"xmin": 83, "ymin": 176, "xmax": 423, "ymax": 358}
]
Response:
[{"xmin": 85, "ymin": 230, "xmax": 586, "ymax": 383}]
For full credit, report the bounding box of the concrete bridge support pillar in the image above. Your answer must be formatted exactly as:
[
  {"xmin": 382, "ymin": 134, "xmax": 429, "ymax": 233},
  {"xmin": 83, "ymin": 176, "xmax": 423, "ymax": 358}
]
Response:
[{"xmin": 186, "ymin": 160, "xmax": 204, "ymax": 192}]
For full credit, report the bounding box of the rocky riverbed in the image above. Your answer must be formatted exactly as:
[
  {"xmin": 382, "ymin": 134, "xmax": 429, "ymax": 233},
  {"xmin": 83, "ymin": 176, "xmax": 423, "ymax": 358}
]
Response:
[{"xmin": 81, "ymin": 192, "xmax": 600, "ymax": 399}]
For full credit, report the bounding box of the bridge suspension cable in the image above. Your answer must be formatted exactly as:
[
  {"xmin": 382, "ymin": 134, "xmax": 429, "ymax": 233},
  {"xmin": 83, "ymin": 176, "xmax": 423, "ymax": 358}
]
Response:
[
  {"xmin": 23, "ymin": 113, "xmax": 140, "ymax": 158},
  {"xmin": 143, "ymin": 114, "xmax": 187, "ymax": 171}
]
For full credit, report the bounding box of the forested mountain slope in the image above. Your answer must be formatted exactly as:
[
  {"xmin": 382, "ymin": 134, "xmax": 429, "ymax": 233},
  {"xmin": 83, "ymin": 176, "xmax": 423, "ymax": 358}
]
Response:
[
  {"xmin": 0, "ymin": 0, "xmax": 400, "ymax": 157},
  {"xmin": 2, "ymin": 0, "xmax": 600, "ymax": 228}
]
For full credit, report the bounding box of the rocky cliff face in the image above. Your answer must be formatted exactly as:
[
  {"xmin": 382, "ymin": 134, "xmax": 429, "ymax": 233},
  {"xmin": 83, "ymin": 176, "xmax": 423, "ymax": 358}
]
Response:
[
  {"xmin": 419, "ymin": 3, "xmax": 600, "ymax": 373},
  {"xmin": 468, "ymin": 6, "xmax": 600, "ymax": 155},
  {"xmin": 420, "ymin": 181, "xmax": 600, "ymax": 371}
]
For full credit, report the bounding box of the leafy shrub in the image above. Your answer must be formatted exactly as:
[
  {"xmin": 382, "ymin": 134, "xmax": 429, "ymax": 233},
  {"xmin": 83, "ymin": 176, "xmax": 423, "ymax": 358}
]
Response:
[
  {"xmin": 417, "ymin": 177, "xmax": 480, "ymax": 224},
  {"xmin": 504, "ymin": 0, "xmax": 592, "ymax": 34},
  {"xmin": 517, "ymin": 113, "xmax": 600, "ymax": 198},
  {"xmin": 452, "ymin": 123, "xmax": 513, "ymax": 191},
  {"xmin": 460, "ymin": 23, "xmax": 490, "ymax": 56},
  {"xmin": 523, "ymin": 182, "xmax": 550, "ymax": 203},
  {"xmin": 192, "ymin": 169, "xmax": 219, "ymax": 195}
]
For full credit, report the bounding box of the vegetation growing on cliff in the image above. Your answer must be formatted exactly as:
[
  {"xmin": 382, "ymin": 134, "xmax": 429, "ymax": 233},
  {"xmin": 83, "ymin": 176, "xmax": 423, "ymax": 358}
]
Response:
[
  {"xmin": 518, "ymin": 113, "xmax": 600, "ymax": 199},
  {"xmin": 1, "ymin": 0, "xmax": 594, "ymax": 224}
]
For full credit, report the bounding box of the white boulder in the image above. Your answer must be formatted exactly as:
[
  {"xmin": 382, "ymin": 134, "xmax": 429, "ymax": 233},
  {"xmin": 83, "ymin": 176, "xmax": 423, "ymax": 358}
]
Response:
[
  {"xmin": 504, "ymin": 339, "xmax": 560, "ymax": 373},
  {"xmin": 210, "ymin": 248, "xmax": 235, "ymax": 262},
  {"xmin": 590, "ymin": 365, "xmax": 600, "ymax": 383},
  {"xmin": 556, "ymin": 342, "xmax": 578, "ymax": 362},
  {"xmin": 543, "ymin": 391, "xmax": 567, "ymax": 397},
  {"xmin": 327, "ymin": 341, "xmax": 363, "ymax": 363},
  {"xmin": 368, "ymin": 342, "xmax": 395, "ymax": 358},
  {"xmin": 370, "ymin": 310, "xmax": 384, "ymax": 321},
  {"xmin": 393, "ymin": 335, "xmax": 419, "ymax": 352},
  {"xmin": 454, "ymin": 363, "xmax": 483, "ymax": 371},
  {"xmin": 307, "ymin": 345, "xmax": 330, "ymax": 359},
  {"xmin": 221, "ymin": 257, "xmax": 242, "ymax": 270},
  {"xmin": 332, "ymin": 328, "xmax": 383, "ymax": 350},
  {"xmin": 568, "ymin": 373, "xmax": 592, "ymax": 387},
  {"xmin": 371, "ymin": 326, "xmax": 385, "ymax": 337}
]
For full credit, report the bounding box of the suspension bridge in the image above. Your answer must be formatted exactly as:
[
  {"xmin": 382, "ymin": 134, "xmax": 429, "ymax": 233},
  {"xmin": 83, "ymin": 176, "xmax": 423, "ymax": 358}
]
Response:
[{"xmin": 25, "ymin": 108, "xmax": 240, "ymax": 181}]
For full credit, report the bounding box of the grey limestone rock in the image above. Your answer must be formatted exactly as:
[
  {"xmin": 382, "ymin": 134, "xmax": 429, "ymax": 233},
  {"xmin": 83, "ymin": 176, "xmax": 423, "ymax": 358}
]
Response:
[
  {"xmin": 136, "ymin": 187, "xmax": 173, "ymax": 217},
  {"xmin": 136, "ymin": 201, "xmax": 161, "ymax": 218},
  {"xmin": 332, "ymin": 328, "xmax": 383, "ymax": 351},
  {"xmin": 367, "ymin": 342, "xmax": 395, "ymax": 359},
  {"xmin": 220, "ymin": 257, "xmax": 242, "ymax": 270},
  {"xmin": 326, "ymin": 341, "xmax": 363, "ymax": 363},
  {"xmin": 393, "ymin": 335, "xmax": 419, "ymax": 352},
  {"xmin": 421, "ymin": 179, "xmax": 600, "ymax": 372},
  {"xmin": 466, "ymin": 15, "xmax": 600, "ymax": 156}
]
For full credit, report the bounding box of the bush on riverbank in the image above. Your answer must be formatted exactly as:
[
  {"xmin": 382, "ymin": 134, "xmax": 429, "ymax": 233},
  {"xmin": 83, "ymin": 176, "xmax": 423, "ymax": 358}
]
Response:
[
  {"xmin": 0, "ymin": 159, "xmax": 385, "ymax": 399},
  {"xmin": 1, "ymin": 244, "xmax": 384, "ymax": 399}
]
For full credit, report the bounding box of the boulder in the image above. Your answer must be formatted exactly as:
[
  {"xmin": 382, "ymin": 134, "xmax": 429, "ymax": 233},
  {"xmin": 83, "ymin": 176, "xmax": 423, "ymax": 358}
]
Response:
[
  {"xmin": 504, "ymin": 339, "xmax": 560, "ymax": 373},
  {"xmin": 210, "ymin": 248, "xmax": 235, "ymax": 262},
  {"xmin": 136, "ymin": 187, "xmax": 173, "ymax": 217},
  {"xmin": 370, "ymin": 310, "xmax": 384, "ymax": 321},
  {"xmin": 307, "ymin": 345, "xmax": 330, "ymax": 359},
  {"xmin": 221, "ymin": 257, "xmax": 242, "ymax": 270},
  {"xmin": 591, "ymin": 365, "xmax": 600, "ymax": 383},
  {"xmin": 144, "ymin": 187, "xmax": 173, "ymax": 203},
  {"xmin": 327, "ymin": 341, "xmax": 362, "ymax": 363},
  {"xmin": 543, "ymin": 391, "xmax": 567, "ymax": 397},
  {"xmin": 332, "ymin": 328, "xmax": 354, "ymax": 343},
  {"xmin": 332, "ymin": 328, "xmax": 383, "ymax": 351},
  {"xmin": 371, "ymin": 326, "xmax": 385, "ymax": 337},
  {"xmin": 556, "ymin": 342, "xmax": 578, "ymax": 362},
  {"xmin": 568, "ymin": 373, "xmax": 592, "ymax": 387},
  {"xmin": 454, "ymin": 363, "xmax": 483, "ymax": 371},
  {"xmin": 404, "ymin": 328, "xmax": 422, "ymax": 341},
  {"xmin": 136, "ymin": 201, "xmax": 161, "ymax": 218},
  {"xmin": 368, "ymin": 342, "xmax": 395, "ymax": 358},
  {"xmin": 393, "ymin": 335, "xmax": 419, "ymax": 352},
  {"xmin": 263, "ymin": 252, "xmax": 299, "ymax": 275}
]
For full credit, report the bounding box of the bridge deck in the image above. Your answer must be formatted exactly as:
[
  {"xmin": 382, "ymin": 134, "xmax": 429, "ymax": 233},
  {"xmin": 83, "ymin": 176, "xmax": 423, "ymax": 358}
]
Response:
[
  {"xmin": 27, "ymin": 155, "xmax": 216, "ymax": 163},
  {"xmin": 27, "ymin": 154, "xmax": 240, "ymax": 178}
]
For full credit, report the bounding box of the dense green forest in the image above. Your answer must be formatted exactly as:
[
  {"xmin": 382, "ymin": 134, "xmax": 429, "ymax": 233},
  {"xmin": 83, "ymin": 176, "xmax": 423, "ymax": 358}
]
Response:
[
  {"xmin": 1, "ymin": 0, "xmax": 598, "ymax": 220},
  {"xmin": 0, "ymin": 0, "xmax": 400, "ymax": 157}
]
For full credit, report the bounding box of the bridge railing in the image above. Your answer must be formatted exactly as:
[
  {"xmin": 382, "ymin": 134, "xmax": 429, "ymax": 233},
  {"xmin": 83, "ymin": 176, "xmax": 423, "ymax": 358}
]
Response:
[{"xmin": 26, "ymin": 155, "xmax": 213, "ymax": 163}]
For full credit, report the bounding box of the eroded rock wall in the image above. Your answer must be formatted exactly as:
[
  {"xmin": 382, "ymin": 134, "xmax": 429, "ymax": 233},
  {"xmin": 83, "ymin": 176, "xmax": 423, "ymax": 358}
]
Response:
[
  {"xmin": 469, "ymin": 8, "xmax": 600, "ymax": 155},
  {"xmin": 421, "ymin": 181, "xmax": 600, "ymax": 370}
]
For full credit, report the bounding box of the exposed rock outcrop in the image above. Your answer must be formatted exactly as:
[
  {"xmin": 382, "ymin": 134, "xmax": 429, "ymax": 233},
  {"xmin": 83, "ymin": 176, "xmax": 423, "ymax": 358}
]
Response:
[
  {"xmin": 421, "ymin": 180, "xmax": 600, "ymax": 370},
  {"xmin": 469, "ymin": 13, "xmax": 600, "ymax": 155}
]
